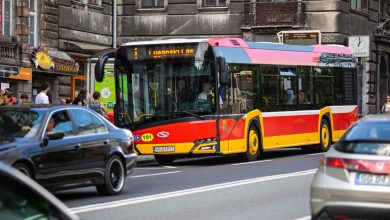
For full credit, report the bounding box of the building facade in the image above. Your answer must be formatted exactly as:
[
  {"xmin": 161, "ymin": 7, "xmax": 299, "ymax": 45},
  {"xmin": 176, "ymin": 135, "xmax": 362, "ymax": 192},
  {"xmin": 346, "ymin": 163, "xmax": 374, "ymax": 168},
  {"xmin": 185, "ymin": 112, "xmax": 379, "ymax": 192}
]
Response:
[
  {"xmin": 242, "ymin": 0, "xmax": 390, "ymax": 115},
  {"xmin": 0, "ymin": 0, "xmax": 113, "ymax": 103}
]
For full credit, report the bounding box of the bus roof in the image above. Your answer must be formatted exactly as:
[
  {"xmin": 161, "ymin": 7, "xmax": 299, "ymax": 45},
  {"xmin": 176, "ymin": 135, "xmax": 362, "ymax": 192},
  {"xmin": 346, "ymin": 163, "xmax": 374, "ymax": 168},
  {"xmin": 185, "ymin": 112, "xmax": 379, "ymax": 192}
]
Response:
[
  {"xmin": 120, "ymin": 37, "xmax": 355, "ymax": 68},
  {"xmin": 121, "ymin": 38, "xmax": 208, "ymax": 46}
]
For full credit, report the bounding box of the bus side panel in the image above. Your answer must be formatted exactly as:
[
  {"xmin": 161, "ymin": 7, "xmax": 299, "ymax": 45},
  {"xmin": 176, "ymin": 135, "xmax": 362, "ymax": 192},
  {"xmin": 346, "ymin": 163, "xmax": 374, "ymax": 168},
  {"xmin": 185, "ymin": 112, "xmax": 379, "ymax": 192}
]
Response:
[
  {"xmin": 330, "ymin": 106, "xmax": 359, "ymax": 142},
  {"xmin": 262, "ymin": 111, "xmax": 321, "ymax": 149},
  {"xmin": 219, "ymin": 118, "xmax": 245, "ymax": 154},
  {"xmin": 222, "ymin": 110, "xmax": 261, "ymax": 154}
]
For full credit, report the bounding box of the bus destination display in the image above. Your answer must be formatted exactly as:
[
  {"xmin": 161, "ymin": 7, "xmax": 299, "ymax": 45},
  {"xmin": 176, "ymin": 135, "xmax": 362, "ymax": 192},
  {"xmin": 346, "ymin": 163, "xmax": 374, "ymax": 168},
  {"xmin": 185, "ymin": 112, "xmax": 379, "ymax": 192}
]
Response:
[{"xmin": 131, "ymin": 45, "xmax": 197, "ymax": 60}]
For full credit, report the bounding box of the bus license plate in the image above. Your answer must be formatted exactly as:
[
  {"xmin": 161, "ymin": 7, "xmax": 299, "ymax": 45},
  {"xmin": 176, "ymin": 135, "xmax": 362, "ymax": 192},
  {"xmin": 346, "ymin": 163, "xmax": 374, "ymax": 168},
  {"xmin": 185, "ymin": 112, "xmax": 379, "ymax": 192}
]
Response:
[
  {"xmin": 355, "ymin": 173, "xmax": 390, "ymax": 187},
  {"xmin": 153, "ymin": 146, "xmax": 175, "ymax": 153}
]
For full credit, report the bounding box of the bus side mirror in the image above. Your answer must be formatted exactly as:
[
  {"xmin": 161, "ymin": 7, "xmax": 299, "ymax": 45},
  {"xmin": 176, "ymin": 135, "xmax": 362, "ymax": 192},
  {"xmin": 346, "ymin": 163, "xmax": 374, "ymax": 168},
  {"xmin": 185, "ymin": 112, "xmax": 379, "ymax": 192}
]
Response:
[
  {"xmin": 217, "ymin": 56, "xmax": 228, "ymax": 85},
  {"xmin": 94, "ymin": 49, "xmax": 116, "ymax": 82}
]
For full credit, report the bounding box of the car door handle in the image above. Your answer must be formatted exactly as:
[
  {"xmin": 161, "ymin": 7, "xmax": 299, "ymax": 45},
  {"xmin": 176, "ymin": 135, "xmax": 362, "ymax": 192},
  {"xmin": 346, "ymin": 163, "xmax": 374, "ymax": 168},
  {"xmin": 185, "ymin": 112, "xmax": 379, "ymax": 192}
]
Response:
[{"xmin": 75, "ymin": 144, "xmax": 81, "ymax": 149}]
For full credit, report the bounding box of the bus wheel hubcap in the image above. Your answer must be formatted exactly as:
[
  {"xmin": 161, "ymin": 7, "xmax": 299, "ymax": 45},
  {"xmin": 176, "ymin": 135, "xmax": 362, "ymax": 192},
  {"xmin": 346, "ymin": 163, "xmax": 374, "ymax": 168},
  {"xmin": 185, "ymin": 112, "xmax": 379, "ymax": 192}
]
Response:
[
  {"xmin": 249, "ymin": 130, "xmax": 258, "ymax": 155},
  {"xmin": 322, "ymin": 125, "xmax": 329, "ymax": 147}
]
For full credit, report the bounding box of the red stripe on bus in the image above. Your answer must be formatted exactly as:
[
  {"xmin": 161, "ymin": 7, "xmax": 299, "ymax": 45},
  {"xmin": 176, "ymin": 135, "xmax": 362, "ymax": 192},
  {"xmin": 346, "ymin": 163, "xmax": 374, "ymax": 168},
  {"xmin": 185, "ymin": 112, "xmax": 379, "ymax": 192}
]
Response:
[
  {"xmin": 263, "ymin": 114, "xmax": 319, "ymax": 137},
  {"xmin": 332, "ymin": 107, "xmax": 358, "ymax": 131}
]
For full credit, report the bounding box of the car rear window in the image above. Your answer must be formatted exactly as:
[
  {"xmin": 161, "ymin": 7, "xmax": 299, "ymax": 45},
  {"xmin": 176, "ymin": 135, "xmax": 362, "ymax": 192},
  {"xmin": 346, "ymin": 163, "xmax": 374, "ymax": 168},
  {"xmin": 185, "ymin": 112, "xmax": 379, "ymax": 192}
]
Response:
[
  {"xmin": 335, "ymin": 123, "xmax": 390, "ymax": 156},
  {"xmin": 0, "ymin": 109, "xmax": 44, "ymax": 139}
]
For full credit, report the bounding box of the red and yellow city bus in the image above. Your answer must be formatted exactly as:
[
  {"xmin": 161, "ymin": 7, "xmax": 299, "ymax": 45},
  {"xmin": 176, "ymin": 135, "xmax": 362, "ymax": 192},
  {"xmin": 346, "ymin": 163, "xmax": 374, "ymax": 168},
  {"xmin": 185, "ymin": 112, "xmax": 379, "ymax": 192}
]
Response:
[{"xmin": 94, "ymin": 38, "xmax": 358, "ymax": 165}]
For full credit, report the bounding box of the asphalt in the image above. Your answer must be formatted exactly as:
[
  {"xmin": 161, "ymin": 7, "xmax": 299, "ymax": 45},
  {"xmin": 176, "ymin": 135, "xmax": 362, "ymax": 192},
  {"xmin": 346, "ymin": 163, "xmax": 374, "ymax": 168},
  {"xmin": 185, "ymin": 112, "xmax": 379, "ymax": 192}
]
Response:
[{"xmin": 136, "ymin": 155, "xmax": 156, "ymax": 165}]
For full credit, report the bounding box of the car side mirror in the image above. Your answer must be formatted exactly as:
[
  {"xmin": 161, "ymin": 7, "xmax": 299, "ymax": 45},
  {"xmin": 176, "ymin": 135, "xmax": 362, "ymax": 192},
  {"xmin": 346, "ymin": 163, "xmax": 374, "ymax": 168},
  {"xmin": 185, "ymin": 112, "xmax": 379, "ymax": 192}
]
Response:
[{"xmin": 46, "ymin": 131, "xmax": 65, "ymax": 140}]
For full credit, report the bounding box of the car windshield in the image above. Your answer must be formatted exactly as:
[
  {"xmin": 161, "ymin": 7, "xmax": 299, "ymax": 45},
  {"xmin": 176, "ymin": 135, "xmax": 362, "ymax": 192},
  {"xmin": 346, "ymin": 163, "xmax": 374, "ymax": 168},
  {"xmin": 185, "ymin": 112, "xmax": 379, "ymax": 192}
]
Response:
[
  {"xmin": 0, "ymin": 109, "xmax": 44, "ymax": 140},
  {"xmin": 335, "ymin": 122, "xmax": 390, "ymax": 156}
]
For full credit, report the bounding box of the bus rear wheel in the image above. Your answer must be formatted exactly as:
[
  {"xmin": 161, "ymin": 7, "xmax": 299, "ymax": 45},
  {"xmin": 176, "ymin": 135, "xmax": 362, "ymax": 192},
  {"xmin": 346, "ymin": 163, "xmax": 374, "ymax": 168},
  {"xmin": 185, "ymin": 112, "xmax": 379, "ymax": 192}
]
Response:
[
  {"xmin": 318, "ymin": 119, "xmax": 331, "ymax": 152},
  {"xmin": 154, "ymin": 155, "xmax": 175, "ymax": 165},
  {"xmin": 242, "ymin": 125, "xmax": 260, "ymax": 161}
]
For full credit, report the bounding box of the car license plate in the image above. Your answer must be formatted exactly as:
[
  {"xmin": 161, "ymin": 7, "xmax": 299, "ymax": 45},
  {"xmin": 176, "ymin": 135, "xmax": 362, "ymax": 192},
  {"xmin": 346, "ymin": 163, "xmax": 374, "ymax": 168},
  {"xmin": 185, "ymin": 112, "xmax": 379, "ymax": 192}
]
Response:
[
  {"xmin": 355, "ymin": 173, "xmax": 390, "ymax": 186},
  {"xmin": 153, "ymin": 146, "xmax": 175, "ymax": 153}
]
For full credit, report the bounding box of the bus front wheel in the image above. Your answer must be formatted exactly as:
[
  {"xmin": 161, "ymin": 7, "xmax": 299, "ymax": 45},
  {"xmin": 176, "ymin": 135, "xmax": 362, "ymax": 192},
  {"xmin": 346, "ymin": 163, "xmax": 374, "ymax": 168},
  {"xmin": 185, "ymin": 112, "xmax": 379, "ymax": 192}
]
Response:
[
  {"xmin": 154, "ymin": 155, "xmax": 175, "ymax": 165},
  {"xmin": 242, "ymin": 125, "xmax": 261, "ymax": 161}
]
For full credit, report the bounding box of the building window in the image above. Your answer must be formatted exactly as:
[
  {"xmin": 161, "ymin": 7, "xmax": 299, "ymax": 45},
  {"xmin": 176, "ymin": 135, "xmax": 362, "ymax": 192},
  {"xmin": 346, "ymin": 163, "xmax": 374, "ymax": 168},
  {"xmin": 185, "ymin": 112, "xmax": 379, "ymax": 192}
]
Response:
[
  {"xmin": 380, "ymin": 0, "xmax": 388, "ymax": 19},
  {"xmin": 2, "ymin": 0, "xmax": 13, "ymax": 36},
  {"xmin": 203, "ymin": 0, "xmax": 226, "ymax": 7},
  {"xmin": 351, "ymin": 0, "xmax": 368, "ymax": 14},
  {"xmin": 142, "ymin": 0, "xmax": 164, "ymax": 8},
  {"xmin": 29, "ymin": 0, "xmax": 37, "ymax": 46}
]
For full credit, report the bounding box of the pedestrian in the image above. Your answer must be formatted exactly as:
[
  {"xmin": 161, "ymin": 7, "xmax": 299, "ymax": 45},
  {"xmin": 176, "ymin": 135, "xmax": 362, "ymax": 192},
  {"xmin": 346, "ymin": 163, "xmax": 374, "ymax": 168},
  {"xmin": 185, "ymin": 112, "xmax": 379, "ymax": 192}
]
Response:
[
  {"xmin": 381, "ymin": 95, "xmax": 390, "ymax": 113},
  {"xmin": 72, "ymin": 88, "xmax": 87, "ymax": 106},
  {"xmin": 0, "ymin": 90, "xmax": 4, "ymax": 105},
  {"xmin": 1, "ymin": 90, "xmax": 14, "ymax": 106},
  {"xmin": 4, "ymin": 88, "xmax": 17, "ymax": 104},
  {"xmin": 88, "ymin": 91, "xmax": 109, "ymax": 120},
  {"xmin": 18, "ymin": 94, "xmax": 30, "ymax": 104},
  {"xmin": 35, "ymin": 82, "xmax": 50, "ymax": 104},
  {"xmin": 59, "ymin": 98, "xmax": 67, "ymax": 105}
]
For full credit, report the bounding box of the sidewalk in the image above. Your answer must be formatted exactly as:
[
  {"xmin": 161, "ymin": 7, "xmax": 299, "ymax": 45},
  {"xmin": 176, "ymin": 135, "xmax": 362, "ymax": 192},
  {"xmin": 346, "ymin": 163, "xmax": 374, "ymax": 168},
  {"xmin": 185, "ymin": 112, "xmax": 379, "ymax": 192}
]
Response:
[{"xmin": 136, "ymin": 155, "xmax": 156, "ymax": 165}]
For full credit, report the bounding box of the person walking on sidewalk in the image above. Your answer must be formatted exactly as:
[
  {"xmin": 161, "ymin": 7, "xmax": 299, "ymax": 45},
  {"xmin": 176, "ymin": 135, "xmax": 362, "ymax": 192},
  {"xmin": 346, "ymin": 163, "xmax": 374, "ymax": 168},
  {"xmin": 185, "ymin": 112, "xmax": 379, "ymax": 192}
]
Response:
[
  {"xmin": 35, "ymin": 82, "xmax": 50, "ymax": 104},
  {"xmin": 88, "ymin": 91, "xmax": 109, "ymax": 120}
]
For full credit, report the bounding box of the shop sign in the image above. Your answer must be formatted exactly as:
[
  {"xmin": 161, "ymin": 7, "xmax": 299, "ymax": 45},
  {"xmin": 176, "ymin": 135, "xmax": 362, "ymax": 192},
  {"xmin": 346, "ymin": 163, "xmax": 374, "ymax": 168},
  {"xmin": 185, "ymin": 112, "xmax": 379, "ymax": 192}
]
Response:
[
  {"xmin": 32, "ymin": 48, "xmax": 79, "ymax": 74},
  {"xmin": 0, "ymin": 65, "xmax": 32, "ymax": 81}
]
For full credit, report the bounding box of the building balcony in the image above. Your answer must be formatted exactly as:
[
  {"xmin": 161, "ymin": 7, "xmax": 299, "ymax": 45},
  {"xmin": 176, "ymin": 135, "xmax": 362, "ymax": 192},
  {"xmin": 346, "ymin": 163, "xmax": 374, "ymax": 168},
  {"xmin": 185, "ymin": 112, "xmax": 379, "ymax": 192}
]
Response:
[
  {"xmin": 0, "ymin": 36, "xmax": 22, "ymax": 66},
  {"xmin": 243, "ymin": 0, "xmax": 305, "ymax": 31}
]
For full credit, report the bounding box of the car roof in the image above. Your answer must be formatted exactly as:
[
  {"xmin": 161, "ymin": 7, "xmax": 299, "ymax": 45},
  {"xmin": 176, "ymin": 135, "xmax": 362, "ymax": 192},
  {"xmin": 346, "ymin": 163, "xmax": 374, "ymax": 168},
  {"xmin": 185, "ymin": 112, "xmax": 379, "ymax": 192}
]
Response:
[
  {"xmin": 0, "ymin": 104, "xmax": 87, "ymax": 111},
  {"xmin": 359, "ymin": 114, "xmax": 390, "ymax": 123}
]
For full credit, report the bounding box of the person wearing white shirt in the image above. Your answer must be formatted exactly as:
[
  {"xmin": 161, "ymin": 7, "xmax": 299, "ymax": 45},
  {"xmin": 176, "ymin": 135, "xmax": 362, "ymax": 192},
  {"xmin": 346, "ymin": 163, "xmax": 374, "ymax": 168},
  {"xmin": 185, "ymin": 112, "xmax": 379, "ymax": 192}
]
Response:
[{"xmin": 35, "ymin": 82, "xmax": 50, "ymax": 104}]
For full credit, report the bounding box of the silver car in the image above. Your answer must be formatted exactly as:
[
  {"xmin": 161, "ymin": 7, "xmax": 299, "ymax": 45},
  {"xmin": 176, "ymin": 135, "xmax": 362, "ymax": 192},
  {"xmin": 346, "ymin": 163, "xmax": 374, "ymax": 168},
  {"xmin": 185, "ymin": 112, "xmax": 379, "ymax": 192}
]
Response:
[{"xmin": 311, "ymin": 114, "xmax": 390, "ymax": 220}]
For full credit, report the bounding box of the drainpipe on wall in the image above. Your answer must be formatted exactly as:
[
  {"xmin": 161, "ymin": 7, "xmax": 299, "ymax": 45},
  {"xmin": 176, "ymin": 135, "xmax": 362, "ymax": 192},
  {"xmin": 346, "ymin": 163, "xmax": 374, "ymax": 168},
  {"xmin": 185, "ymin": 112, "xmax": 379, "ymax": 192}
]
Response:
[{"xmin": 113, "ymin": 0, "xmax": 117, "ymax": 48}]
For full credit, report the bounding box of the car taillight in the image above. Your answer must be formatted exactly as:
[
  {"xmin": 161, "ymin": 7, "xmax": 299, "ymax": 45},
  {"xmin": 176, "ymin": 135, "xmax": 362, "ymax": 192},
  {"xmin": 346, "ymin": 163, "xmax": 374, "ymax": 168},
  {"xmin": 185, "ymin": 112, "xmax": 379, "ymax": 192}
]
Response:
[
  {"xmin": 322, "ymin": 157, "xmax": 390, "ymax": 174},
  {"xmin": 321, "ymin": 157, "xmax": 344, "ymax": 168}
]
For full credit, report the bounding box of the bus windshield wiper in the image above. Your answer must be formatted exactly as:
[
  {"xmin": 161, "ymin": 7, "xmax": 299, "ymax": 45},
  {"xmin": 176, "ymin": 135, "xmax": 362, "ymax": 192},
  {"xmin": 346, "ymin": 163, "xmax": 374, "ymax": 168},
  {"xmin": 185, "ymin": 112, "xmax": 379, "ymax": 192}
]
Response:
[
  {"xmin": 175, "ymin": 111, "xmax": 204, "ymax": 120},
  {"xmin": 161, "ymin": 111, "xmax": 204, "ymax": 120}
]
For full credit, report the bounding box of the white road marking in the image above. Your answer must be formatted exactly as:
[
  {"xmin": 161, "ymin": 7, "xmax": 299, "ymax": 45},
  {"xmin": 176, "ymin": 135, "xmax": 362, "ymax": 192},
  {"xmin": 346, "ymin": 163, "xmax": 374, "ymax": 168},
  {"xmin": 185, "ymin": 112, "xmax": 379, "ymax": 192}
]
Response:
[
  {"xmin": 134, "ymin": 166, "xmax": 177, "ymax": 170},
  {"xmin": 309, "ymin": 153, "xmax": 325, "ymax": 156},
  {"xmin": 231, "ymin": 160, "xmax": 272, "ymax": 166},
  {"xmin": 71, "ymin": 169, "xmax": 317, "ymax": 214},
  {"xmin": 293, "ymin": 215, "xmax": 311, "ymax": 220},
  {"xmin": 130, "ymin": 171, "xmax": 181, "ymax": 178},
  {"xmin": 163, "ymin": 166, "xmax": 177, "ymax": 169}
]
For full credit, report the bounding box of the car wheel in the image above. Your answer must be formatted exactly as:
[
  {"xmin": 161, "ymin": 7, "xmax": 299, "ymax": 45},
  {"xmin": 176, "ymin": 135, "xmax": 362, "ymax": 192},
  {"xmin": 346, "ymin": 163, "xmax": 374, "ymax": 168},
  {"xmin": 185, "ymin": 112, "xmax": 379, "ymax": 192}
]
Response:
[
  {"xmin": 242, "ymin": 125, "xmax": 260, "ymax": 161},
  {"xmin": 318, "ymin": 119, "xmax": 331, "ymax": 152},
  {"xmin": 154, "ymin": 155, "xmax": 175, "ymax": 165},
  {"xmin": 96, "ymin": 155, "xmax": 125, "ymax": 195},
  {"xmin": 14, "ymin": 162, "xmax": 32, "ymax": 178}
]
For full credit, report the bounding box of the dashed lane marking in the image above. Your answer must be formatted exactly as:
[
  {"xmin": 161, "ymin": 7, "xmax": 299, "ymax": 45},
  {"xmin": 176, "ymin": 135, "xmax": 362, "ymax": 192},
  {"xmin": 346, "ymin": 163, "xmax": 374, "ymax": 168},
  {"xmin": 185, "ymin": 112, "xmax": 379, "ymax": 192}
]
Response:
[
  {"xmin": 129, "ymin": 171, "xmax": 181, "ymax": 178},
  {"xmin": 231, "ymin": 160, "xmax": 272, "ymax": 166}
]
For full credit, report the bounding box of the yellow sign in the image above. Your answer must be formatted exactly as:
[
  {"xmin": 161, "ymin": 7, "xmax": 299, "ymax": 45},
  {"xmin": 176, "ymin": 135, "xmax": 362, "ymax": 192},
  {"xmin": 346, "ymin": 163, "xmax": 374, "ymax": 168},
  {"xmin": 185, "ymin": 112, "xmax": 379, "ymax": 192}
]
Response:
[
  {"xmin": 141, "ymin": 133, "xmax": 154, "ymax": 142},
  {"xmin": 32, "ymin": 49, "xmax": 54, "ymax": 70}
]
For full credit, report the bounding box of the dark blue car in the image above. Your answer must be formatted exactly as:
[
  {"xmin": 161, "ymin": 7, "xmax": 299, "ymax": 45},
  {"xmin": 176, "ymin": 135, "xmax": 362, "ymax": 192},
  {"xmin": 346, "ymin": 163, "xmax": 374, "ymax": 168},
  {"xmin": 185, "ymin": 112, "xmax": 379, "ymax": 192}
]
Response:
[{"xmin": 0, "ymin": 105, "xmax": 137, "ymax": 195}]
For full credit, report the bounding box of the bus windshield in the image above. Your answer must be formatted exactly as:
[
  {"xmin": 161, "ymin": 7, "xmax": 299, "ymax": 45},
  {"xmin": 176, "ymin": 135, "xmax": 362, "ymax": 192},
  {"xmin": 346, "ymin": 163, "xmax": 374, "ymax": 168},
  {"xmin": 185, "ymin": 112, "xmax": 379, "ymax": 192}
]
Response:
[{"xmin": 115, "ymin": 42, "xmax": 217, "ymax": 124}]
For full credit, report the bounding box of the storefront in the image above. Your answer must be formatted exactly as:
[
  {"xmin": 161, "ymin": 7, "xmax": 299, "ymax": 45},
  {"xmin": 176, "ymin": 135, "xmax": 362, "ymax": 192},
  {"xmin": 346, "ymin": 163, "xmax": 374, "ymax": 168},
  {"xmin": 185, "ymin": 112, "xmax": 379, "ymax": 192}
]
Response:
[
  {"xmin": 0, "ymin": 64, "xmax": 33, "ymax": 101},
  {"xmin": 31, "ymin": 48, "xmax": 81, "ymax": 103}
]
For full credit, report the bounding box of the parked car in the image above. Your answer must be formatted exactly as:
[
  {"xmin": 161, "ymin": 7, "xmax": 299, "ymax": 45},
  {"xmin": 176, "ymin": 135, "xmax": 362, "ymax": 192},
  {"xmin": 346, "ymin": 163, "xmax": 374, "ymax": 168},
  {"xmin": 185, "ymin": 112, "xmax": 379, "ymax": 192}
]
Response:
[
  {"xmin": 310, "ymin": 114, "xmax": 390, "ymax": 219},
  {"xmin": 0, "ymin": 105, "xmax": 137, "ymax": 195},
  {"xmin": 0, "ymin": 162, "xmax": 78, "ymax": 220}
]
